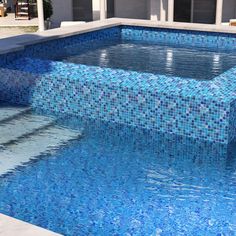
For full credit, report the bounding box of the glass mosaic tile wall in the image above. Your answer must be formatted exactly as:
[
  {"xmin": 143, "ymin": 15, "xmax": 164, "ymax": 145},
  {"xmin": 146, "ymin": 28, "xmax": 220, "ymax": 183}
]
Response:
[{"xmin": 0, "ymin": 26, "xmax": 236, "ymax": 144}]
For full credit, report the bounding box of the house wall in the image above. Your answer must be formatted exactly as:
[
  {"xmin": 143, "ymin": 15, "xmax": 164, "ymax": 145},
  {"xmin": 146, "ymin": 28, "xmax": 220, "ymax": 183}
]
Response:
[
  {"xmin": 51, "ymin": 0, "xmax": 73, "ymax": 27},
  {"xmin": 192, "ymin": 0, "xmax": 216, "ymax": 24},
  {"xmin": 147, "ymin": 0, "xmax": 151, "ymax": 19},
  {"xmin": 222, "ymin": 0, "xmax": 236, "ymax": 22},
  {"xmin": 174, "ymin": 0, "xmax": 191, "ymax": 22},
  {"xmin": 73, "ymin": 0, "xmax": 93, "ymax": 21},
  {"xmin": 148, "ymin": 0, "xmax": 170, "ymax": 21},
  {"xmin": 51, "ymin": 0, "xmax": 112, "ymax": 25},
  {"xmin": 114, "ymin": 0, "xmax": 148, "ymax": 19},
  {"xmin": 50, "ymin": 0, "xmax": 150, "ymax": 24},
  {"xmin": 50, "ymin": 0, "xmax": 234, "ymax": 27}
]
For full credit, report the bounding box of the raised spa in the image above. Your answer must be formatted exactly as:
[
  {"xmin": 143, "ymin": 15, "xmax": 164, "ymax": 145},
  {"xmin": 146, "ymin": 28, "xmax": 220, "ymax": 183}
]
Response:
[{"xmin": 0, "ymin": 26, "xmax": 236, "ymax": 144}]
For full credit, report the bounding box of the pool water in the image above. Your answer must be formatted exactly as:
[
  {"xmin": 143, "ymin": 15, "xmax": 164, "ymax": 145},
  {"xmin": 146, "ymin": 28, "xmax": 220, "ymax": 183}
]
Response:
[
  {"xmin": 43, "ymin": 39, "xmax": 236, "ymax": 80},
  {"xmin": 1, "ymin": 25, "xmax": 236, "ymax": 235},
  {"xmin": 0, "ymin": 113, "xmax": 235, "ymax": 236}
]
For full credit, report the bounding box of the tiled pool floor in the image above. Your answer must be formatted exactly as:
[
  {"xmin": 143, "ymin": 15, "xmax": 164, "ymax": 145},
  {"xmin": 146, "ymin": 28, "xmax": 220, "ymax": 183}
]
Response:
[{"xmin": 0, "ymin": 107, "xmax": 236, "ymax": 235}]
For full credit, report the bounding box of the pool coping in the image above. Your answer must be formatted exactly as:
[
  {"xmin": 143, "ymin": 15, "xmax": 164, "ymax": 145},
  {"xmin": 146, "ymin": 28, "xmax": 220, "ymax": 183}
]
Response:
[
  {"xmin": 0, "ymin": 18, "xmax": 236, "ymax": 55},
  {"xmin": 0, "ymin": 213, "xmax": 62, "ymax": 236}
]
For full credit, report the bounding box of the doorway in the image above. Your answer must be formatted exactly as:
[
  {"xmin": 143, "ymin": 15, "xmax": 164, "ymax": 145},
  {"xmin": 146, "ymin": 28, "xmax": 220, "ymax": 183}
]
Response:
[
  {"xmin": 107, "ymin": 0, "xmax": 115, "ymax": 18},
  {"xmin": 174, "ymin": 0, "xmax": 191, "ymax": 22},
  {"xmin": 174, "ymin": 0, "xmax": 217, "ymax": 24},
  {"xmin": 73, "ymin": 0, "xmax": 93, "ymax": 22},
  {"xmin": 73, "ymin": 0, "xmax": 114, "ymax": 21}
]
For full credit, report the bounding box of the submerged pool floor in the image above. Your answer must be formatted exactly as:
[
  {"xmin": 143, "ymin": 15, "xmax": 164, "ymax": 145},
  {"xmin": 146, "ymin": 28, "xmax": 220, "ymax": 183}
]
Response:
[
  {"xmin": 44, "ymin": 39, "xmax": 236, "ymax": 80},
  {"xmin": 0, "ymin": 109, "xmax": 235, "ymax": 236}
]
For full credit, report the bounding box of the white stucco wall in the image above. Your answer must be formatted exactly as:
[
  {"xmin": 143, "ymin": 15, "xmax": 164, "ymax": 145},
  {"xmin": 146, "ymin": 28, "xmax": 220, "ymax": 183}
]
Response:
[
  {"xmin": 222, "ymin": 0, "xmax": 236, "ymax": 22},
  {"xmin": 51, "ymin": 0, "xmax": 73, "ymax": 27},
  {"xmin": 148, "ymin": 0, "xmax": 169, "ymax": 21},
  {"xmin": 50, "ymin": 0, "xmax": 233, "ymax": 26},
  {"xmin": 114, "ymin": 0, "xmax": 148, "ymax": 19}
]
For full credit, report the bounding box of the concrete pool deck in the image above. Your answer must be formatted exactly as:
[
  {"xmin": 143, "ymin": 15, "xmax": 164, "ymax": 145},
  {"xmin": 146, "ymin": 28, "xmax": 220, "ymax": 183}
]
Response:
[
  {"xmin": 0, "ymin": 214, "xmax": 61, "ymax": 236},
  {"xmin": 0, "ymin": 13, "xmax": 38, "ymax": 27},
  {"xmin": 0, "ymin": 27, "xmax": 38, "ymax": 39},
  {"xmin": 0, "ymin": 18, "xmax": 236, "ymax": 54}
]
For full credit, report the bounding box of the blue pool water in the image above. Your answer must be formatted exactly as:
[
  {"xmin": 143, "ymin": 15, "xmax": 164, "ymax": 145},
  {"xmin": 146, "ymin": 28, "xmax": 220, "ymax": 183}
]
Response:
[
  {"xmin": 42, "ymin": 39, "xmax": 236, "ymax": 80},
  {"xmin": 0, "ymin": 112, "xmax": 235, "ymax": 236}
]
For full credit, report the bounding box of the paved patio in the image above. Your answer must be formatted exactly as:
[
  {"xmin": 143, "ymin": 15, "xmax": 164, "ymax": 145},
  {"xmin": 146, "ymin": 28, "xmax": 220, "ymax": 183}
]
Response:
[
  {"xmin": 0, "ymin": 27, "xmax": 37, "ymax": 39},
  {"xmin": 0, "ymin": 13, "xmax": 38, "ymax": 27},
  {"xmin": 0, "ymin": 13, "xmax": 38, "ymax": 39}
]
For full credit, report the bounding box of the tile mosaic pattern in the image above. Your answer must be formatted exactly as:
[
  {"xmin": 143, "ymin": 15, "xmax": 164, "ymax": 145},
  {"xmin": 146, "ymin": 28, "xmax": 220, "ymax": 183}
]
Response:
[
  {"xmin": 0, "ymin": 117, "xmax": 235, "ymax": 235},
  {"xmin": 1, "ymin": 56, "xmax": 236, "ymax": 144},
  {"xmin": 0, "ymin": 26, "xmax": 236, "ymax": 144},
  {"xmin": 0, "ymin": 27, "xmax": 121, "ymax": 67},
  {"xmin": 24, "ymin": 27, "xmax": 121, "ymax": 59},
  {"xmin": 229, "ymin": 100, "xmax": 236, "ymax": 142},
  {"xmin": 122, "ymin": 26, "xmax": 236, "ymax": 50}
]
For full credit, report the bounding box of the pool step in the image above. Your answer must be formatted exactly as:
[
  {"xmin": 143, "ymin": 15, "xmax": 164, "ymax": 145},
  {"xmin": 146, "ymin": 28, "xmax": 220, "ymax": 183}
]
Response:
[
  {"xmin": 0, "ymin": 126, "xmax": 81, "ymax": 176},
  {"xmin": 0, "ymin": 114, "xmax": 54, "ymax": 145},
  {"xmin": 0, "ymin": 105, "xmax": 81, "ymax": 176},
  {"xmin": 0, "ymin": 106, "xmax": 30, "ymax": 123}
]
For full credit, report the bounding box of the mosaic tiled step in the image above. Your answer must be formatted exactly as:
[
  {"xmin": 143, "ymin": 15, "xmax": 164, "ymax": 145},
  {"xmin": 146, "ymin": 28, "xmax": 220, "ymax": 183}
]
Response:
[
  {"xmin": 0, "ymin": 126, "xmax": 81, "ymax": 176},
  {"xmin": 0, "ymin": 106, "xmax": 30, "ymax": 122},
  {"xmin": 0, "ymin": 113, "xmax": 54, "ymax": 145}
]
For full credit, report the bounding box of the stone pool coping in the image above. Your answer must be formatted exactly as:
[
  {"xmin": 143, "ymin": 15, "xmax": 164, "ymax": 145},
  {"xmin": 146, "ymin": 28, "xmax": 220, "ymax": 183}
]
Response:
[
  {"xmin": 0, "ymin": 214, "xmax": 61, "ymax": 236},
  {"xmin": 0, "ymin": 18, "xmax": 236, "ymax": 55}
]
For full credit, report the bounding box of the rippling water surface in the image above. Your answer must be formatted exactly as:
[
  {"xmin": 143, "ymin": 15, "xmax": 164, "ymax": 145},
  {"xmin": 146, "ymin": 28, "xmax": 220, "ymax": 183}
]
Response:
[
  {"xmin": 45, "ymin": 39, "xmax": 236, "ymax": 80},
  {"xmin": 0, "ymin": 114, "xmax": 235, "ymax": 236}
]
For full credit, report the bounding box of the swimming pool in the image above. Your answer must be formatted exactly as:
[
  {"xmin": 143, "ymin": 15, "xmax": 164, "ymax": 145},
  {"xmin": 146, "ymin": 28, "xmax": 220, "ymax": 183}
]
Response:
[{"xmin": 0, "ymin": 25, "xmax": 236, "ymax": 235}]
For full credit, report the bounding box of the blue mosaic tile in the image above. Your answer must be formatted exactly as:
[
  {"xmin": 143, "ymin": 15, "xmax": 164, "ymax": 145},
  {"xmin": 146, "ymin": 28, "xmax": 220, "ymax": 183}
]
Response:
[
  {"xmin": 23, "ymin": 27, "xmax": 121, "ymax": 59},
  {"xmin": 0, "ymin": 56, "xmax": 235, "ymax": 144},
  {"xmin": 0, "ymin": 26, "xmax": 236, "ymax": 144},
  {"xmin": 0, "ymin": 27, "xmax": 121, "ymax": 67},
  {"xmin": 121, "ymin": 26, "xmax": 236, "ymax": 50},
  {"xmin": 229, "ymin": 100, "xmax": 236, "ymax": 142},
  {"xmin": 0, "ymin": 117, "xmax": 235, "ymax": 235}
]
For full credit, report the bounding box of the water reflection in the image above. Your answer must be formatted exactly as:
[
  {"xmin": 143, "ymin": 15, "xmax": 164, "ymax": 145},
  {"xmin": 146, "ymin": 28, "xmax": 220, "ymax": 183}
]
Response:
[
  {"xmin": 165, "ymin": 49, "xmax": 173, "ymax": 73},
  {"xmin": 44, "ymin": 39, "xmax": 236, "ymax": 80}
]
